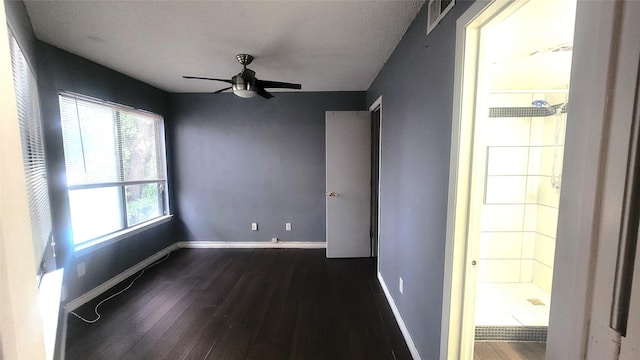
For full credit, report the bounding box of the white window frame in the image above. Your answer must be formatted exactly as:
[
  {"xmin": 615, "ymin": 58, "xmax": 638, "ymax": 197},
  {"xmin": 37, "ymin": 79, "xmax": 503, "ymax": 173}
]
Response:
[{"xmin": 59, "ymin": 93, "xmax": 172, "ymax": 254}]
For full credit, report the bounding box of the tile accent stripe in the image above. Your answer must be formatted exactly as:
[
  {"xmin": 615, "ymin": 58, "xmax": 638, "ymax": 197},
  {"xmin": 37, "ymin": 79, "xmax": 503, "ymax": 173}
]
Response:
[
  {"xmin": 475, "ymin": 326, "xmax": 547, "ymax": 342},
  {"xmin": 489, "ymin": 104, "xmax": 567, "ymax": 118}
]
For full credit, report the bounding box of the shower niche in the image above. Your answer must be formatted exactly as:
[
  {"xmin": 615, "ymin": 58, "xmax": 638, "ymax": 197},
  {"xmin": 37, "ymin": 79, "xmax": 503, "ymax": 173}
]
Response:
[{"xmin": 474, "ymin": 91, "xmax": 568, "ymax": 340}]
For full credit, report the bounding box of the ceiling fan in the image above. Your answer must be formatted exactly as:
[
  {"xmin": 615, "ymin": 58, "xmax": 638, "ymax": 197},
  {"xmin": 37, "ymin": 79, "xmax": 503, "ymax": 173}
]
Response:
[{"xmin": 183, "ymin": 54, "xmax": 302, "ymax": 99}]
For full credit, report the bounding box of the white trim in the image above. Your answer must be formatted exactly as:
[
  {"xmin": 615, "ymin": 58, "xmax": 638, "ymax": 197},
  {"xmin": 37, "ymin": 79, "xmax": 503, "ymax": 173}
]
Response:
[
  {"xmin": 377, "ymin": 272, "xmax": 420, "ymax": 360},
  {"xmin": 440, "ymin": 1, "xmax": 523, "ymax": 359},
  {"xmin": 38, "ymin": 269, "xmax": 63, "ymax": 360},
  {"xmin": 64, "ymin": 243, "xmax": 178, "ymax": 312},
  {"xmin": 61, "ymin": 243, "xmax": 178, "ymax": 359},
  {"xmin": 176, "ymin": 241, "xmax": 326, "ymax": 249},
  {"xmin": 60, "ymin": 307, "xmax": 68, "ymax": 360},
  {"xmin": 369, "ymin": 95, "xmax": 383, "ymax": 263}
]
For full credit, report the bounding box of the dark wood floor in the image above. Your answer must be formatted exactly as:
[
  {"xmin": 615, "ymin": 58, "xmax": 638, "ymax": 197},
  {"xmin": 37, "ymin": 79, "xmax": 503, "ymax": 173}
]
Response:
[
  {"xmin": 474, "ymin": 341, "xmax": 546, "ymax": 360},
  {"xmin": 65, "ymin": 248, "xmax": 412, "ymax": 360}
]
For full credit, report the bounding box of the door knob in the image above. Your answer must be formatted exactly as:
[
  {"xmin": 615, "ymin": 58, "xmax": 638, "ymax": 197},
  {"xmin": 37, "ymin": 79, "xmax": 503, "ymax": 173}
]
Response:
[{"xmin": 326, "ymin": 192, "xmax": 338, "ymax": 197}]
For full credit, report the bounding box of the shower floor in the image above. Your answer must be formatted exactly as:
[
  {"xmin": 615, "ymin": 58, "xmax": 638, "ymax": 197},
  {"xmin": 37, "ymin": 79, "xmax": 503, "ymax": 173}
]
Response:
[{"xmin": 475, "ymin": 283, "xmax": 551, "ymax": 327}]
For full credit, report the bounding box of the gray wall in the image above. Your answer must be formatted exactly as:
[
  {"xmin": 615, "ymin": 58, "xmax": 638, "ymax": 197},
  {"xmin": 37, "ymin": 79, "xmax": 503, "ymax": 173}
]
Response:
[
  {"xmin": 169, "ymin": 92, "xmax": 366, "ymax": 242},
  {"xmin": 7, "ymin": 1, "xmax": 178, "ymax": 298},
  {"xmin": 367, "ymin": 1, "xmax": 475, "ymax": 357},
  {"xmin": 5, "ymin": 3, "xmax": 179, "ymax": 359},
  {"xmin": 36, "ymin": 41, "xmax": 177, "ymax": 300},
  {"xmin": 5, "ymin": 0, "xmax": 37, "ymax": 64}
]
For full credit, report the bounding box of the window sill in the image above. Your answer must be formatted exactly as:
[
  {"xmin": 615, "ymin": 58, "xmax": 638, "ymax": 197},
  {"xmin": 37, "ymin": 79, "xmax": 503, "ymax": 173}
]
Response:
[
  {"xmin": 74, "ymin": 215, "xmax": 173, "ymax": 257},
  {"xmin": 38, "ymin": 269, "xmax": 64, "ymax": 360}
]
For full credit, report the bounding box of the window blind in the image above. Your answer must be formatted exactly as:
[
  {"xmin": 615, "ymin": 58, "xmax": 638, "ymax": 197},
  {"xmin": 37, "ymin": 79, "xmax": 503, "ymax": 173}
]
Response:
[
  {"xmin": 9, "ymin": 30, "xmax": 53, "ymax": 272},
  {"xmin": 59, "ymin": 93, "xmax": 169, "ymax": 246},
  {"xmin": 59, "ymin": 95, "xmax": 167, "ymax": 188}
]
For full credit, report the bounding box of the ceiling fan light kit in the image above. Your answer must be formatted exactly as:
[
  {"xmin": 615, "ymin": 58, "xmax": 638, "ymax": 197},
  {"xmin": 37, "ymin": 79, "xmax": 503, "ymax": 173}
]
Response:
[
  {"xmin": 183, "ymin": 54, "xmax": 301, "ymax": 99},
  {"xmin": 231, "ymin": 78, "xmax": 256, "ymax": 98}
]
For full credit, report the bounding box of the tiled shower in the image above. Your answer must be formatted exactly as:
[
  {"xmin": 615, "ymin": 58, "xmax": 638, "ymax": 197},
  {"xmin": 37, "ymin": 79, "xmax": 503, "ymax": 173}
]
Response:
[{"xmin": 475, "ymin": 91, "xmax": 568, "ymax": 340}]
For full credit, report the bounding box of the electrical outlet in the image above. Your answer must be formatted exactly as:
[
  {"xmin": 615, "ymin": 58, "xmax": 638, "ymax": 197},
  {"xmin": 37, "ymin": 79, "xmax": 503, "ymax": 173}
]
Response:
[
  {"xmin": 285, "ymin": 222, "xmax": 292, "ymax": 231},
  {"xmin": 251, "ymin": 222, "xmax": 258, "ymax": 231},
  {"xmin": 271, "ymin": 237, "xmax": 278, "ymax": 243},
  {"xmin": 399, "ymin": 277, "xmax": 404, "ymax": 294},
  {"xmin": 77, "ymin": 262, "xmax": 86, "ymax": 277}
]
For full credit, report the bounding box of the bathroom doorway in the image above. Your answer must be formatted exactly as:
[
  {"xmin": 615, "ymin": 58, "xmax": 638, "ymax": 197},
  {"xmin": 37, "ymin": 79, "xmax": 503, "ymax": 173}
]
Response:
[{"xmin": 441, "ymin": 0, "xmax": 577, "ymax": 358}]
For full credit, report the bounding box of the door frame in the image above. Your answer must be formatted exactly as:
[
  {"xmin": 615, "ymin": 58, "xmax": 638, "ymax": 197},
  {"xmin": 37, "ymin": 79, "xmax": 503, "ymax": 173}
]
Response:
[
  {"xmin": 369, "ymin": 96, "xmax": 383, "ymax": 264},
  {"xmin": 439, "ymin": 1, "xmax": 529, "ymax": 359}
]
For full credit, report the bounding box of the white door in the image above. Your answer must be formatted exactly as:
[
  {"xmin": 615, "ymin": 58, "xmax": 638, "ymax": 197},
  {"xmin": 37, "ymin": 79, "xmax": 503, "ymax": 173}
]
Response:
[{"xmin": 325, "ymin": 111, "xmax": 371, "ymax": 258}]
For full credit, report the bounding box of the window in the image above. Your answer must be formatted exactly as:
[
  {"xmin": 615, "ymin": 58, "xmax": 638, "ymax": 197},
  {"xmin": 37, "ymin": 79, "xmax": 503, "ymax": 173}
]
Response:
[
  {"xmin": 9, "ymin": 29, "xmax": 54, "ymax": 274},
  {"xmin": 59, "ymin": 93, "xmax": 170, "ymax": 249}
]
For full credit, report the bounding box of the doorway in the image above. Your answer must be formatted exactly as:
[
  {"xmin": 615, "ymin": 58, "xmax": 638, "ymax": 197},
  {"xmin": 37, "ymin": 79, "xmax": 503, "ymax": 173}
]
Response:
[
  {"xmin": 325, "ymin": 111, "xmax": 372, "ymax": 258},
  {"xmin": 370, "ymin": 96, "xmax": 382, "ymax": 258},
  {"xmin": 324, "ymin": 98, "xmax": 382, "ymax": 260},
  {"xmin": 441, "ymin": 0, "xmax": 577, "ymax": 358}
]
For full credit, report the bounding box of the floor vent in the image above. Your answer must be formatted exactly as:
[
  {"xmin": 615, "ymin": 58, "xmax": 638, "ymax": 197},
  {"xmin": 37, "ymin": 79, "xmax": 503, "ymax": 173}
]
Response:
[{"xmin": 475, "ymin": 326, "xmax": 547, "ymax": 342}]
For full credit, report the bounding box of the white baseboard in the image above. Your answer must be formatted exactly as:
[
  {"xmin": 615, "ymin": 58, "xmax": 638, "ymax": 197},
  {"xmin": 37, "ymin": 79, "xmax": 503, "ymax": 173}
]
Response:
[
  {"xmin": 176, "ymin": 241, "xmax": 326, "ymax": 249},
  {"xmin": 64, "ymin": 243, "xmax": 179, "ymax": 312},
  {"xmin": 377, "ymin": 271, "xmax": 421, "ymax": 360}
]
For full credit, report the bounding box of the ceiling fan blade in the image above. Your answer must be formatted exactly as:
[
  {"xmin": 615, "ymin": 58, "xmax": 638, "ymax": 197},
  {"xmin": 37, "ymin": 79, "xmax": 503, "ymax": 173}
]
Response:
[
  {"xmin": 256, "ymin": 79, "xmax": 302, "ymax": 89},
  {"xmin": 213, "ymin": 86, "xmax": 232, "ymax": 94},
  {"xmin": 183, "ymin": 76, "xmax": 233, "ymax": 84},
  {"xmin": 256, "ymin": 87, "xmax": 274, "ymax": 99}
]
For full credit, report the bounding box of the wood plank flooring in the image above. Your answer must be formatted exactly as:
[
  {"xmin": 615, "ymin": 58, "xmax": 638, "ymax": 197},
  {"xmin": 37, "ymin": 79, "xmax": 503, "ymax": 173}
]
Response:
[
  {"xmin": 65, "ymin": 249, "xmax": 412, "ymax": 360},
  {"xmin": 474, "ymin": 341, "xmax": 546, "ymax": 360}
]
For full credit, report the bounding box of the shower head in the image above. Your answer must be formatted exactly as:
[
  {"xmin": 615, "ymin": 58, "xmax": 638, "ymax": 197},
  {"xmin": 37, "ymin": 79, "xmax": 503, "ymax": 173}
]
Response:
[
  {"xmin": 532, "ymin": 99, "xmax": 551, "ymax": 109},
  {"xmin": 532, "ymin": 100, "xmax": 567, "ymax": 115}
]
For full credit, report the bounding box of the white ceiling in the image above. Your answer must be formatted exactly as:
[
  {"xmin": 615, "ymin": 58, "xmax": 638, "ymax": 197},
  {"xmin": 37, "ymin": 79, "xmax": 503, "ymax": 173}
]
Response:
[
  {"xmin": 488, "ymin": 0, "xmax": 577, "ymax": 91},
  {"xmin": 24, "ymin": 0, "xmax": 424, "ymax": 93}
]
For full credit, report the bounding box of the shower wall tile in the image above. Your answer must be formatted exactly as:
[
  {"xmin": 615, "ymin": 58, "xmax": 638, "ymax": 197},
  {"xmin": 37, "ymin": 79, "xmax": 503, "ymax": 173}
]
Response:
[
  {"xmin": 536, "ymin": 205, "xmax": 558, "ymax": 238},
  {"xmin": 525, "ymin": 176, "xmax": 541, "ymax": 203},
  {"xmin": 485, "ymin": 176, "xmax": 527, "ymax": 204},
  {"xmin": 478, "ymin": 260, "xmax": 521, "ymax": 283},
  {"xmin": 530, "ymin": 117, "xmax": 545, "ymax": 146},
  {"xmin": 558, "ymin": 119, "xmax": 567, "ymax": 146},
  {"xmin": 522, "ymin": 232, "xmax": 536, "ymax": 258},
  {"xmin": 487, "ymin": 147, "xmax": 529, "ymax": 176},
  {"xmin": 485, "ymin": 117, "xmax": 531, "ymax": 146},
  {"xmin": 543, "ymin": 92, "xmax": 569, "ymax": 107},
  {"xmin": 528, "ymin": 146, "xmax": 543, "ymax": 175},
  {"xmin": 542, "ymin": 116, "xmax": 567, "ymax": 147},
  {"xmin": 520, "ymin": 259, "xmax": 533, "ymax": 282},
  {"xmin": 523, "ymin": 204, "xmax": 538, "ymax": 232},
  {"xmin": 479, "ymin": 232, "xmax": 522, "ymax": 259},
  {"xmin": 488, "ymin": 93, "xmax": 534, "ymax": 107},
  {"xmin": 538, "ymin": 177, "xmax": 561, "ymax": 207},
  {"xmin": 532, "ymin": 93, "xmax": 547, "ymax": 104},
  {"xmin": 479, "ymin": 92, "xmax": 565, "ymax": 288},
  {"xmin": 534, "ymin": 233, "xmax": 556, "ymax": 267},
  {"xmin": 538, "ymin": 146, "xmax": 565, "ymax": 177},
  {"xmin": 481, "ymin": 205, "xmax": 524, "ymax": 231},
  {"xmin": 532, "ymin": 261, "xmax": 554, "ymax": 293}
]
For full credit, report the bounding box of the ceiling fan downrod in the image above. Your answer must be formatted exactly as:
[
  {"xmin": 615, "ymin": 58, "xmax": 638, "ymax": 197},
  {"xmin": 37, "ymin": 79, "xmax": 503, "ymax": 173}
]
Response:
[{"xmin": 236, "ymin": 54, "xmax": 254, "ymax": 68}]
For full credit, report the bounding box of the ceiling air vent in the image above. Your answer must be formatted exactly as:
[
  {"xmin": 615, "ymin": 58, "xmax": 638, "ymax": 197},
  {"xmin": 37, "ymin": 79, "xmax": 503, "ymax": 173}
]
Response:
[{"xmin": 427, "ymin": 0, "xmax": 455, "ymax": 35}]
